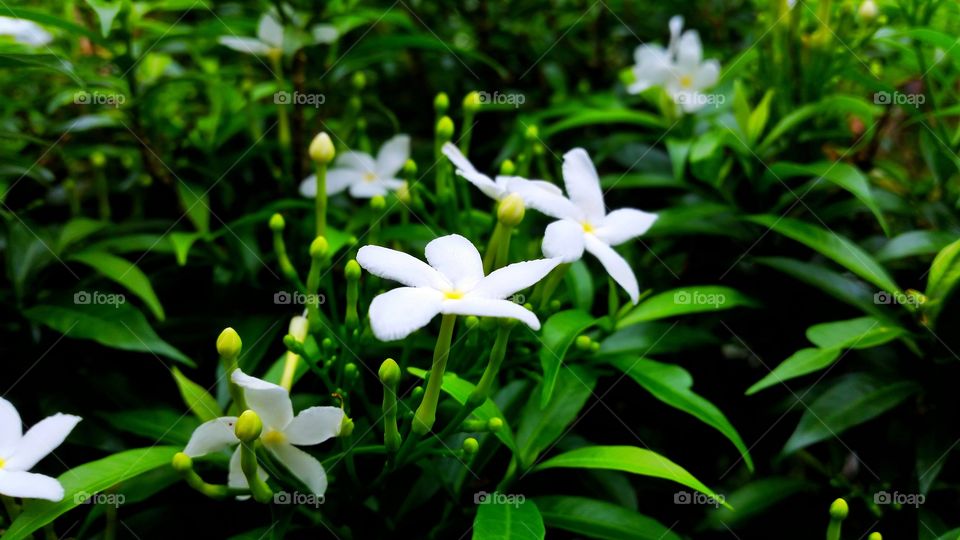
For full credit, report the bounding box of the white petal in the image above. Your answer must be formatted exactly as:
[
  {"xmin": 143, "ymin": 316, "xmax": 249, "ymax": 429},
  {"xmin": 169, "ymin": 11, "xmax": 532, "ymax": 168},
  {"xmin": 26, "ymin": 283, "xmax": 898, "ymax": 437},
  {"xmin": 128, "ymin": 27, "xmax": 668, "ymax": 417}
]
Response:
[
  {"xmin": 228, "ymin": 446, "xmax": 268, "ymax": 491},
  {"xmin": 348, "ymin": 180, "xmax": 389, "ymax": 199},
  {"xmin": 267, "ymin": 442, "xmax": 328, "ymax": 496},
  {"xmin": 0, "ymin": 398, "xmax": 22, "ymax": 458},
  {"xmin": 0, "ymin": 470, "xmax": 64, "ymax": 501},
  {"xmin": 425, "ymin": 234, "xmax": 485, "ymax": 290},
  {"xmin": 375, "ymin": 135, "xmax": 410, "ymax": 178},
  {"xmin": 472, "ymin": 259, "xmax": 561, "ymax": 299},
  {"xmin": 562, "ymin": 148, "xmax": 606, "ymax": 223},
  {"xmin": 630, "ymin": 46, "xmax": 673, "ymax": 93},
  {"xmin": 441, "ymin": 297, "xmax": 541, "ymax": 330},
  {"xmin": 368, "ymin": 287, "xmax": 443, "ymax": 341},
  {"xmin": 527, "ymin": 180, "xmax": 564, "ymax": 196},
  {"xmin": 335, "ymin": 151, "xmax": 376, "ymax": 174},
  {"xmin": 326, "ymin": 168, "xmax": 364, "ymax": 195},
  {"xmin": 183, "ymin": 417, "xmax": 239, "ymax": 458},
  {"xmin": 668, "ymin": 16, "xmax": 684, "ymax": 53},
  {"xmin": 505, "ymin": 177, "xmax": 579, "ymax": 220},
  {"xmin": 0, "ymin": 18, "xmax": 52, "ymax": 47},
  {"xmin": 594, "ymin": 208, "xmax": 658, "ymax": 246},
  {"xmin": 542, "ymin": 220, "xmax": 586, "ymax": 262},
  {"xmin": 5, "ymin": 414, "xmax": 81, "ymax": 471},
  {"xmin": 676, "ymin": 30, "xmax": 703, "ymax": 69},
  {"xmin": 218, "ymin": 36, "xmax": 271, "ymax": 56},
  {"xmin": 584, "ymin": 234, "xmax": 640, "ymax": 304},
  {"xmin": 284, "ymin": 407, "xmax": 344, "ymax": 446},
  {"xmin": 356, "ymin": 245, "xmax": 448, "ymax": 289},
  {"xmin": 231, "ymin": 370, "xmax": 294, "ymax": 431},
  {"xmin": 443, "ymin": 143, "xmax": 502, "ymax": 200},
  {"xmin": 257, "ymin": 13, "xmax": 284, "ymax": 49},
  {"xmin": 694, "ymin": 59, "xmax": 720, "ymax": 90},
  {"xmin": 311, "ymin": 24, "xmax": 339, "ymax": 44}
]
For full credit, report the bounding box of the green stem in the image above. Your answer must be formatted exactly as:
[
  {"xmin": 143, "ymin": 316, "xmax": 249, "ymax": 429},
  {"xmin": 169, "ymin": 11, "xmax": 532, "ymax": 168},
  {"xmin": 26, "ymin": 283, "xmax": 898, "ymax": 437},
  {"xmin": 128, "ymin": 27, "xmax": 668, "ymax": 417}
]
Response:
[
  {"xmin": 537, "ymin": 263, "xmax": 571, "ymax": 310},
  {"xmin": 314, "ymin": 162, "xmax": 328, "ymax": 237},
  {"xmin": 412, "ymin": 314, "xmax": 457, "ymax": 435}
]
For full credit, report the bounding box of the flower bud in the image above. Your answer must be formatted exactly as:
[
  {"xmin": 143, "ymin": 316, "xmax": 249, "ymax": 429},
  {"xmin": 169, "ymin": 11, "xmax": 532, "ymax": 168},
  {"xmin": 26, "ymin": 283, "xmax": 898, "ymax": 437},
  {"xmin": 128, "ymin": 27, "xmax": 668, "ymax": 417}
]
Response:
[
  {"xmin": 91, "ymin": 151, "xmax": 106, "ymax": 168},
  {"xmin": 395, "ymin": 181, "xmax": 411, "ymax": 203},
  {"xmin": 339, "ymin": 415, "xmax": 355, "ymax": 437},
  {"xmin": 309, "ymin": 132, "xmax": 336, "ymax": 164},
  {"xmin": 829, "ymin": 498, "xmax": 848, "ymax": 520},
  {"xmin": 497, "ymin": 193, "xmax": 525, "ymax": 226},
  {"xmin": 434, "ymin": 92, "xmax": 449, "ymax": 114},
  {"xmin": 309, "ymin": 236, "xmax": 329, "ymax": 259},
  {"xmin": 403, "ymin": 159, "xmax": 418, "ymax": 177},
  {"xmin": 524, "ymin": 124, "xmax": 539, "ymax": 141},
  {"xmin": 499, "ymin": 159, "xmax": 515, "ymax": 175},
  {"xmin": 867, "ymin": 534, "xmax": 882, "ymax": 540},
  {"xmin": 345, "ymin": 362, "xmax": 359, "ymax": 381},
  {"xmin": 283, "ymin": 334, "xmax": 306, "ymax": 356},
  {"xmin": 465, "ymin": 315, "xmax": 480, "ymax": 329},
  {"xmin": 217, "ymin": 327, "xmax": 242, "ymax": 359},
  {"xmin": 269, "ymin": 213, "xmax": 285, "ymax": 232},
  {"xmin": 858, "ymin": 0, "xmax": 877, "ymax": 20},
  {"xmin": 591, "ymin": 341, "xmax": 600, "ymax": 352},
  {"xmin": 370, "ymin": 195, "xmax": 386, "ymax": 210},
  {"xmin": 462, "ymin": 437, "xmax": 479, "ymax": 454},
  {"xmin": 436, "ymin": 116, "xmax": 454, "ymax": 141},
  {"xmin": 351, "ymin": 71, "xmax": 366, "ymax": 90},
  {"xmin": 411, "ymin": 385, "xmax": 424, "ymax": 399},
  {"xmin": 235, "ymin": 410, "xmax": 263, "ymax": 442},
  {"xmin": 575, "ymin": 335, "xmax": 592, "ymax": 351},
  {"xmin": 379, "ymin": 358, "xmax": 401, "ymax": 386},
  {"xmin": 463, "ymin": 91, "xmax": 481, "ymax": 112},
  {"xmin": 288, "ymin": 315, "xmax": 308, "ymax": 343},
  {"xmin": 345, "ymin": 259, "xmax": 362, "ymax": 281},
  {"xmin": 487, "ymin": 418, "xmax": 503, "ymax": 432},
  {"xmin": 171, "ymin": 452, "xmax": 193, "ymax": 472}
]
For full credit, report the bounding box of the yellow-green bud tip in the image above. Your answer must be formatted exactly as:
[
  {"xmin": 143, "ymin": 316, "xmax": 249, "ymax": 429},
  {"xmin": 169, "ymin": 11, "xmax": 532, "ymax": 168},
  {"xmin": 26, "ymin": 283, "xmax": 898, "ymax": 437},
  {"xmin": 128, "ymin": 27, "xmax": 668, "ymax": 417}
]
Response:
[
  {"xmin": 436, "ymin": 116, "xmax": 455, "ymax": 141},
  {"xmin": 434, "ymin": 92, "xmax": 449, "ymax": 113},
  {"xmin": 91, "ymin": 151, "xmax": 106, "ymax": 168},
  {"xmin": 462, "ymin": 437, "xmax": 479, "ymax": 454},
  {"xmin": 524, "ymin": 125, "xmax": 539, "ymax": 141},
  {"xmin": 465, "ymin": 315, "xmax": 480, "ymax": 329},
  {"xmin": 487, "ymin": 418, "xmax": 503, "ymax": 432},
  {"xmin": 829, "ymin": 498, "xmax": 849, "ymax": 520},
  {"xmin": 345, "ymin": 363, "xmax": 358, "ymax": 377},
  {"xmin": 339, "ymin": 415, "xmax": 355, "ymax": 437},
  {"xmin": 867, "ymin": 533, "xmax": 882, "ymax": 540},
  {"xmin": 351, "ymin": 71, "xmax": 366, "ymax": 90},
  {"xmin": 463, "ymin": 91, "xmax": 481, "ymax": 111},
  {"xmin": 497, "ymin": 193, "xmax": 526, "ymax": 226},
  {"xmin": 288, "ymin": 316, "xmax": 308, "ymax": 342},
  {"xmin": 575, "ymin": 335, "xmax": 592, "ymax": 350},
  {"xmin": 309, "ymin": 132, "xmax": 336, "ymax": 164},
  {"xmin": 235, "ymin": 410, "xmax": 263, "ymax": 442},
  {"xmin": 499, "ymin": 159, "xmax": 516, "ymax": 176},
  {"xmin": 310, "ymin": 236, "xmax": 329, "ymax": 259},
  {"xmin": 171, "ymin": 452, "xmax": 193, "ymax": 472},
  {"xmin": 403, "ymin": 159, "xmax": 418, "ymax": 176},
  {"xmin": 370, "ymin": 195, "xmax": 386, "ymax": 210},
  {"xmin": 217, "ymin": 327, "xmax": 242, "ymax": 359},
  {"xmin": 345, "ymin": 260, "xmax": 362, "ymax": 281},
  {"xmin": 269, "ymin": 213, "xmax": 285, "ymax": 232},
  {"xmin": 379, "ymin": 358, "xmax": 401, "ymax": 386}
]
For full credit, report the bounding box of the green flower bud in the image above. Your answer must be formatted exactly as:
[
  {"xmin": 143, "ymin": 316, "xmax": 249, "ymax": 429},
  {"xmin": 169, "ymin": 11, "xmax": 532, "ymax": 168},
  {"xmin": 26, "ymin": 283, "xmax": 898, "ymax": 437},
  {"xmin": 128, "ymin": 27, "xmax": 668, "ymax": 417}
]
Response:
[
  {"xmin": 867, "ymin": 534, "xmax": 882, "ymax": 540},
  {"xmin": 434, "ymin": 92, "xmax": 449, "ymax": 114},
  {"xmin": 497, "ymin": 193, "xmax": 525, "ymax": 226},
  {"xmin": 345, "ymin": 362, "xmax": 359, "ymax": 380},
  {"xmin": 436, "ymin": 116, "xmax": 454, "ymax": 141},
  {"xmin": 411, "ymin": 386, "xmax": 424, "ymax": 399},
  {"xmin": 322, "ymin": 337, "xmax": 334, "ymax": 351},
  {"xmin": 370, "ymin": 195, "xmax": 386, "ymax": 210},
  {"xmin": 487, "ymin": 417, "xmax": 503, "ymax": 432},
  {"xmin": 462, "ymin": 437, "xmax": 479, "ymax": 454},
  {"xmin": 340, "ymin": 415, "xmax": 355, "ymax": 437},
  {"xmin": 91, "ymin": 151, "xmax": 106, "ymax": 168},
  {"xmin": 308, "ymin": 132, "xmax": 336, "ymax": 164},
  {"xmin": 465, "ymin": 315, "xmax": 480, "ymax": 329},
  {"xmin": 171, "ymin": 452, "xmax": 193, "ymax": 472},
  {"xmin": 575, "ymin": 335, "xmax": 592, "ymax": 351},
  {"xmin": 310, "ymin": 236, "xmax": 329, "ymax": 259},
  {"xmin": 590, "ymin": 341, "xmax": 600, "ymax": 352},
  {"xmin": 499, "ymin": 159, "xmax": 515, "ymax": 175},
  {"xmin": 282, "ymin": 334, "xmax": 306, "ymax": 356},
  {"xmin": 217, "ymin": 327, "xmax": 242, "ymax": 359},
  {"xmin": 235, "ymin": 410, "xmax": 263, "ymax": 442},
  {"xmin": 463, "ymin": 91, "xmax": 481, "ymax": 112},
  {"xmin": 829, "ymin": 498, "xmax": 849, "ymax": 520},
  {"xmin": 396, "ymin": 181, "xmax": 411, "ymax": 203},
  {"xmin": 345, "ymin": 260, "xmax": 362, "ymax": 281},
  {"xmin": 549, "ymin": 299, "xmax": 561, "ymax": 311},
  {"xmin": 269, "ymin": 213, "xmax": 285, "ymax": 232},
  {"xmin": 288, "ymin": 315, "xmax": 308, "ymax": 343},
  {"xmin": 379, "ymin": 358, "xmax": 401, "ymax": 386},
  {"xmin": 351, "ymin": 71, "xmax": 367, "ymax": 90},
  {"xmin": 524, "ymin": 124, "xmax": 539, "ymax": 141},
  {"xmin": 403, "ymin": 159, "xmax": 418, "ymax": 177}
]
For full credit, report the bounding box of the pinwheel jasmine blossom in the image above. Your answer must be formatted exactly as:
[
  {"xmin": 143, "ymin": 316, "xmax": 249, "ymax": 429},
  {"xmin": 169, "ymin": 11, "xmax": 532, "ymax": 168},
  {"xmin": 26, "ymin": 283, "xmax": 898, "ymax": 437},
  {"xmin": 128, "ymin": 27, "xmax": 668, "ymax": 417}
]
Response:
[
  {"xmin": 300, "ymin": 135, "xmax": 410, "ymax": 199},
  {"xmin": 0, "ymin": 398, "xmax": 81, "ymax": 501},
  {"xmin": 629, "ymin": 16, "xmax": 721, "ymax": 113},
  {"xmin": 184, "ymin": 370, "xmax": 344, "ymax": 496},
  {"xmin": 356, "ymin": 234, "xmax": 560, "ymax": 341},
  {"xmin": 218, "ymin": 13, "xmax": 337, "ymax": 57},
  {"xmin": 0, "ymin": 17, "xmax": 53, "ymax": 46},
  {"xmin": 538, "ymin": 148, "xmax": 658, "ymax": 304}
]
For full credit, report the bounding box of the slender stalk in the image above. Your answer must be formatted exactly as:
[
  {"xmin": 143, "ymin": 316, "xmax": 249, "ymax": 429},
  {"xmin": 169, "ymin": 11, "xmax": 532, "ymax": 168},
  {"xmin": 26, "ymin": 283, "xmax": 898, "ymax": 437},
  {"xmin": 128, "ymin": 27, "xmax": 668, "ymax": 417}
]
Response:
[
  {"xmin": 412, "ymin": 314, "xmax": 457, "ymax": 435},
  {"xmin": 314, "ymin": 162, "xmax": 328, "ymax": 237}
]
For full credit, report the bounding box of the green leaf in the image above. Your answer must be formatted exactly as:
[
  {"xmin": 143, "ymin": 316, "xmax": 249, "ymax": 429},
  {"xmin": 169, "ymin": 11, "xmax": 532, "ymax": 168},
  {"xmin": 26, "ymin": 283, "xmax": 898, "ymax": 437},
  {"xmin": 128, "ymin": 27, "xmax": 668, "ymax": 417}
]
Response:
[
  {"xmin": 535, "ymin": 446, "xmax": 727, "ymax": 507},
  {"xmin": 69, "ymin": 251, "xmax": 165, "ymax": 320},
  {"xmin": 517, "ymin": 367, "xmax": 596, "ymax": 468},
  {"xmin": 805, "ymin": 317, "xmax": 905, "ymax": 350},
  {"xmin": 169, "ymin": 232, "xmax": 202, "ymax": 266},
  {"xmin": 171, "ymin": 367, "xmax": 222, "ymax": 422},
  {"xmin": 702, "ymin": 477, "xmax": 813, "ymax": 530},
  {"xmin": 757, "ymin": 95, "xmax": 877, "ymax": 155},
  {"xmin": 535, "ymin": 496, "xmax": 681, "ymax": 540},
  {"xmin": 746, "ymin": 348, "xmax": 841, "ymax": 395},
  {"xmin": 83, "ymin": 0, "xmax": 123, "ymax": 37},
  {"xmin": 537, "ymin": 310, "xmax": 596, "ymax": 408},
  {"xmin": 782, "ymin": 375, "xmax": 918, "ymax": 454},
  {"xmin": 875, "ymin": 231, "xmax": 955, "ymax": 262},
  {"xmin": 2, "ymin": 447, "xmax": 180, "ymax": 540},
  {"xmin": 544, "ymin": 109, "xmax": 665, "ymax": 137},
  {"xmin": 100, "ymin": 407, "xmax": 198, "ymax": 446},
  {"xmin": 754, "ymin": 257, "xmax": 887, "ymax": 319},
  {"xmin": 925, "ymin": 238, "xmax": 960, "ymax": 324},
  {"xmin": 565, "ymin": 260, "xmax": 594, "ymax": 312},
  {"xmin": 472, "ymin": 498, "xmax": 544, "ymax": 540},
  {"xmin": 747, "ymin": 90, "xmax": 774, "ymax": 143},
  {"xmin": 408, "ymin": 367, "xmax": 517, "ymax": 453},
  {"xmin": 24, "ymin": 302, "xmax": 193, "ymax": 366},
  {"xmin": 610, "ymin": 357, "xmax": 753, "ymax": 471},
  {"xmin": 0, "ymin": 54, "xmax": 82, "ymax": 85},
  {"xmin": 746, "ymin": 215, "xmax": 900, "ymax": 296},
  {"xmin": 56, "ymin": 218, "xmax": 107, "ymax": 253},
  {"xmin": 617, "ymin": 286, "xmax": 756, "ymax": 329},
  {"xmin": 1, "ymin": 7, "xmax": 106, "ymax": 43},
  {"xmin": 176, "ymin": 182, "xmax": 211, "ymax": 234}
]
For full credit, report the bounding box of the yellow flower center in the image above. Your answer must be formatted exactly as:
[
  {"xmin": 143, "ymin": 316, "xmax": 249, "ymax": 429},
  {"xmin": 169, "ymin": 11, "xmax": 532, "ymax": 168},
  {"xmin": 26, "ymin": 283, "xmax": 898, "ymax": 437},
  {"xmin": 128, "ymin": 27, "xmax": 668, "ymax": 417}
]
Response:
[
  {"xmin": 262, "ymin": 430, "xmax": 287, "ymax": 445},
  {"xmin": 0, "ymin": 457, "xmax": 5, "ymax": 470},
  {"xmin": 581, "ymin": 222, "xmax": 595, "ymax": 233},
  {"xmin": 679, "ymin": 74, "xmax": 694, "ymax": 88},
  {"xmin": 444, "ymin": 290, "xmax": 464, "ymax": 300},
  {"xmin": 363, "ymin": 172, "xmax": 377, "ymax": 183}
]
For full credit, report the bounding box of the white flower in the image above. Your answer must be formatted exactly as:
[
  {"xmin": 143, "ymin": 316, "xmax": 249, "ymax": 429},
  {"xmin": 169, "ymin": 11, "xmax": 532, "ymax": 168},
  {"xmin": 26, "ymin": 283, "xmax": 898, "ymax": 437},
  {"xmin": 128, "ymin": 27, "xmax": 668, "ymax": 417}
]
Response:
[
  {"xmin": 356, "ymin": 234, "xmax": 560, "ymax": 341},
  {"xmin": 0, "ymin": 398, "xmax": 81, "ymax": 501},
  {"xmin": 0, "ymin": 16, "xmax": 53, "ymax": 46},
  {"xmin": 300, "ymin": 135, "xmax": 410, "ymax": 199},
  {"xmin": 184, "ymin": 370, "xmax": 344, "ymax": 497},
  {"xmin": 218, "ymin": 13, "xmax": 285, "ymax": 56},
  {"xmin": 538, "ymin": 148, "xmax": 658, "ymax": 304},
  {"xmin": 440, "ymin": 143, "xmax": 568, "ymax": 212},
  {"xmin": 629, "ymin": 16, "xmax": 720, "ymax": 113}
]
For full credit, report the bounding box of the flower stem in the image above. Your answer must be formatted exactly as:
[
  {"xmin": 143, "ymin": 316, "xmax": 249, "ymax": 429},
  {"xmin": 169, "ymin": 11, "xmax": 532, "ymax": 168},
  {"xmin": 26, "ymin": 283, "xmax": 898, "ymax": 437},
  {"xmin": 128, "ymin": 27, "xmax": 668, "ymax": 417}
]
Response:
[
  {"xmin": 483, "ymin": 221, "xmax": 506, "ymax": 274},
  {"xmin": 240, "ymin": 441, "xmax": 273, "ymax": 503},
  {"xmin": 279, "ymin": 351, "xmax": 300, "ymax": 391},
  {"xmin": 536, "ymin": 263, "xmax": 571, "ymax": 310},
  {"xmin": 1, "ymin": 495, "xmax": 20, "ymax": 521},
  {"xmin": 314, "ymin": 162, "xmax": 328, "ymax": 237},
  {"xmin": 412, "ymin": 314, "xmax": 457, "ymax": 435}
]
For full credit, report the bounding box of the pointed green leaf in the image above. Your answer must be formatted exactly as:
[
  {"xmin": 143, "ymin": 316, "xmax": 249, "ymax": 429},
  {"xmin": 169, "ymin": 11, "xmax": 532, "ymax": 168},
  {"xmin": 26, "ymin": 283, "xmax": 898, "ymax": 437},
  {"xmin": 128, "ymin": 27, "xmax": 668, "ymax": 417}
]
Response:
[
  {"xmin": 535, "ymin": 496, "xmax": 681, "ymax": 540},
  {"xmin": 171, "ymin": 367, "xmax": 222, "ymax": 422},
  {"xmin": 617, "ymin": 286, "xmax": 756, "ymax": 329},
  {"xmin": 925, "ymin": 238, "xmax": 960, "ymax": 324},
  {"xmin": 69, "ymin": 251, "xmax": 165, "ymax": 320},
  {"xmin": 517, "ymin": 367, "xmax": 596, "ymax": 468},
  {"xmin": 538, "ymin": 310, "xmax": 597, "ymax": 408},
  {"xmin": 472, "ymin": 498, "xmax": 544, "ymax": 540}
]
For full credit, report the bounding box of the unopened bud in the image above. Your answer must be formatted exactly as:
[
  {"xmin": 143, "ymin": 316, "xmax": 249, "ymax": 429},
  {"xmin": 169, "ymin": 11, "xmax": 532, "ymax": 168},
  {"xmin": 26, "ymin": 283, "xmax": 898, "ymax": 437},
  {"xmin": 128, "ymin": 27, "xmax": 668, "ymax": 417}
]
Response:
[
  {"xmin": 269, "ymin": 213, "xmax": 285, "ymax": 232},
  {"xmin": 310, "ymin": 236, "xmax": 329, "ymax": 259},
  {"xmin": 524, "ymin": 125, "xmax": 539, "ymax": 141},
  {"xmin": 217, "ymin": 328, "xmax": 242, "ymax": 359},
  {"xmin": 340, "ymin": 415, "xmax": 355, "ymax": 437},
  {"xmin": 462, "ymin": 437, "xmax": 479, "ymax": 454},
  {"xmin": 436, "ymin": 116, "xmax": 454, "ymax": 141},
  {"xmin": 288, "ymin": 316, "xmax": 308, "ymax": 343},
  {"xmin": 351, "ymin": 71, "xmax": 366, "ymax": 90},
  {"xmin": 309, "ymin": 132, "xmax": 336, "ymax": 164},
  {"xmin": 91, "ymin": 151, "xmax": 106, "ymax": 168},
  {"xmin": 171, "ymin": 452, "xmax": 193, "ymax": 472},
  {"xmin": 575, "ymin": 335, "xmax": 592, "ymax": 351},
  {"xmin": 370, "ymin": 195, "xmax": 386, "ymax": 210},
  {"xmin": 497, "ymin": 193, "xmax": 525, "ymax": 226},
  {"xmin": 235, "ymin": 410, "xmax": 263, "ymax": 442},
  {"xmin": 499, "ymin": 160, "xmax": 515, "ymax": 175},
  {"xmin": 463, "ymin": 91, "xmax": 481, "ymax": 112},
  {"xmin": 345, "ymin": 260, "xmax": 362, "ymax": 281},
  {"xmin": 829, "ymin": 498, "xmax": 849, "ymax": 520},
  {"xmin": 858, "ymin": 0, "xmax": 877, "ymax": 20},
  {"xmin": 379, "ymin": 358, "xmax": 401, "ymax": 386},
  {"xmin": 434, "ymin": 92, "xmax": 449, "ymax": 114},
  {"xmin": 487, "ymin": 418, "xmax": 503, "ymax": 432},
  {"xmin": 403, "ymin": 159, "xmax": 418, "ymax": 177}
]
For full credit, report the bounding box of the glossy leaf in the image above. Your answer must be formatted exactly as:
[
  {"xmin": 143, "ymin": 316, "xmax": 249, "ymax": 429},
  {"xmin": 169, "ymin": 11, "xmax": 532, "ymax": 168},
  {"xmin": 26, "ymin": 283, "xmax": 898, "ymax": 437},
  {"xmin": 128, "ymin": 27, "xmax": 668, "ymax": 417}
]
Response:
[
  {"xmin": 69, "ymin": 250, "xmax": 166, "ymax": 320},
  {"xmin": 535, "ymin": 496, "xmax": 681, "ymax": 540},
  {"xmin": 616, "ymin": 286, "xmax": 756, "ymax": 329},
  {"xmin": 925, "ymin": 238, "xmax": 960, "ymax": 324},
  {"xmin": 537, "ymin": 310, "xmax": 597, "ymax": 408},
  {"xmin": 171, "ymin": 366, "xmax": 223, "ymax": 422},
  {"xmin": 472, "ymin": 498, "xmax": 544, "ymax": 540},
  {"xmin": 517, "ymin": 367, "xmax": 596, "ymax": 468}
]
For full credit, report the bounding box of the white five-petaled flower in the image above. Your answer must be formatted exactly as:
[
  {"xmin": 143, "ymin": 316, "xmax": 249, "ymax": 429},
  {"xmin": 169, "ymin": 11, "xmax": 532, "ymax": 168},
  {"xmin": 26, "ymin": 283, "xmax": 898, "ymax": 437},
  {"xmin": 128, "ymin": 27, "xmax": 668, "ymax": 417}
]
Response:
[
  {"xmin": 218, "ymin": 13, "xmax": 338, "ymax": 57},
  {"xmin": 628, "ymin": 16, "xmax": 721, "ymax": 113},
  {"xmin": 300, "ymin": 135, "xmax": 410, "ymax": 199},
  {"xmin": 184, "ymin": 370, "xmax": 344, "ymax": 497},
  {"xmin": 0, "ymin": 398, "xmax": 81, "ymax": 501},
  {"xmin": 440, "ymin": 142, "xmax": 569, "ymax": 212},
  {"xmin": 0, "ymin": 16, "xmax": 53, "ymax": 46},
  {"xmin": 356, "ymin": 234, "xmax": 560, "ymax": 341},
  {"xmin": 537, "ymin": 148, "xmax": 658, "ymax": 305}
]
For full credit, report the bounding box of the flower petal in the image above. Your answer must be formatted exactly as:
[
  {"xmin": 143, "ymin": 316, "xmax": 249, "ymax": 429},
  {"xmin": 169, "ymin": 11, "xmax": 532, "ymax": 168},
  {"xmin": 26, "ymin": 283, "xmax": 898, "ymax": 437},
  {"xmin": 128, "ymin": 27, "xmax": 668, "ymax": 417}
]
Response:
[
  {"xmin": 335, "ymin": 151, "xmax": 376, "ymax": 174},
  {"xmin": 594, "ymin": 208, "xmax": 658, "ymax": 246},
  {"xmin": 694, "ymin": 59, "xmax": 720, "ymax": 90},
  {"xmin": 0, "ymin": 470, "xmax": 64, "ymax": 501},
  {"xmin": 505, "ymin": 177, "xmax": 579, "ymax": 220},
  {"xmin": 267, "ymin": 442, "xmax": 328, "ymax": 496},
  {"xmin": 542, "ymin": 220, "xmax": 585, "ymax": 262},
  {"xmin": 231, "ymin": 370, "xmax": 294, "ymax": 431},
  {"xmin": 562, "ymin": 148, "xmax": 606, "ymax": 223},
  {"xmin": 0, "ymin": 398, "xmax": 22, "ymax": 458},
  {"xmin": 441, "ymin": 297, "xmax": 541, "ymax": 330},
  {"xmin": 676, "ymin": 30, "xmax": 703, "ymax": 69},
  {"xmin": 425, "ymin": 234, "xmax": 485, "ymax": 290},
  {"xmin": 368, "ymin": 287, "xmax": 443, "ymax": 341},
  {"xmin": 301, "ymin": 169, "xmax": 361, "ymax": 197},
  {"xmin": 348, "ymin": 180, "xmax": 389, "ymax": 199},
  {"xmin": 584, "ymin": 234, "xmax": 640, "ymax": 304},
  {"xmin": 183, "ymin": 417, "xmax": 239, "ymax": 458},
  {"xmin": 375, "ymin": 135, "xmax": 410, "ymax": 178},
  {"xmin": 630, "ymin": 45, "xmax": 672, "ymax": 94},
  {"xmin": 228, "ymin": 446, "xmax": 268, "ymax": 491},
  {"xmin": 443, "ymin": 143, "xmax": 502, "ymax": 200},
  {"xmin": 256, "ymin": 13, "xmax": 284, "ymax": 49},
  {"xmin": 5, "ymin": 414, "xmax": 81, "ymax": 471},
  {"xmin": 284, "ymin": 407, "xmax": 344, "ymax": 446},
  {"xmin": 356, "ymin": 245, "xmax": 448, "ymax": 289},
  {"xmin": 472, "ymin": 259, "xmax": 561, "ymax": 299},
  {"xmin": 217, "ymin": 36, "xmax": 271, "ymax": 56}
]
